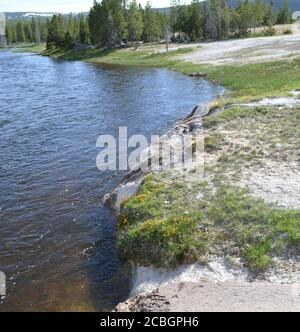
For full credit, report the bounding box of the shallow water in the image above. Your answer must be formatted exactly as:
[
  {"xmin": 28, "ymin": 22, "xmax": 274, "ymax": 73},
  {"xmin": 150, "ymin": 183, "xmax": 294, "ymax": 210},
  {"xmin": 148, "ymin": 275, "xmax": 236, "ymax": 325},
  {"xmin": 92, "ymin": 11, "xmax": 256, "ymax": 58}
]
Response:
[{"xmin": 0, "ymin": 50, "xmax": 222, "ymax": 311}]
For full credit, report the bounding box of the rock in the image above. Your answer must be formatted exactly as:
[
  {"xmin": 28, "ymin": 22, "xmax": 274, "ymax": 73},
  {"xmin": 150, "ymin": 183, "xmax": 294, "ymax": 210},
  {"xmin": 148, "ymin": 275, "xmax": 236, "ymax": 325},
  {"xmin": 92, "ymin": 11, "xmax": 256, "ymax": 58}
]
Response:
[
  {"xmin": 189, "ymin": 72, "xmax": 207, "ymax": 78},
  {"xmin": 114, "ymin": 290, "xmax": 170, "ymax": 312},
  {"xmin": 101, "ymin": 178, "xmax": 143, "ymax": 212},
  {"xmin": 290, "ymin": 90, "xmax": 300, "ymax": 96},
  {"xmin": 192, "ymin": 104, "xmax": 210, "ymax": 117}
]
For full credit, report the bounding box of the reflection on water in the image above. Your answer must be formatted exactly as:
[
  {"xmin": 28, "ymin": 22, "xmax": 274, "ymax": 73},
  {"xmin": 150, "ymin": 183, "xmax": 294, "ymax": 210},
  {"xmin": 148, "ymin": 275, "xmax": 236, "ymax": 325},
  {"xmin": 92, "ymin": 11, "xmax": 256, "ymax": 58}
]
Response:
[{"xmin": 0, "ymin": 50, "xmax": 222, "ymax": 311}]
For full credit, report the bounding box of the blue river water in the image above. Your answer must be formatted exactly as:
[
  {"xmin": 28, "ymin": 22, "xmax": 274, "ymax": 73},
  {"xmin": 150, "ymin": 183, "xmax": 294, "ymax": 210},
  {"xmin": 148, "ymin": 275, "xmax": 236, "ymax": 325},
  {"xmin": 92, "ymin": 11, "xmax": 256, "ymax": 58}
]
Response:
[{"xmin": 0, "ymin": 50, "xmax": 222, "ymax": 311}]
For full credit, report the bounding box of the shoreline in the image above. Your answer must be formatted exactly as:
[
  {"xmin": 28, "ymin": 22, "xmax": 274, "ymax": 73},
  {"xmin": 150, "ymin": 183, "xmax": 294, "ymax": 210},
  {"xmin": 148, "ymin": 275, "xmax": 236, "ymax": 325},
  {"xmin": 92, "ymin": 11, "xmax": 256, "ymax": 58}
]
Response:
[
  {"xmin": 13, "ymin": 40, "xmax": 300, "ymax": 311},
  {"xmin": 109, "ymin": 96, "xmax": 300, "ymax": 312},
  {"xmin": 98, "ymin": 38, "xmax": 300, "ymax": 311}
]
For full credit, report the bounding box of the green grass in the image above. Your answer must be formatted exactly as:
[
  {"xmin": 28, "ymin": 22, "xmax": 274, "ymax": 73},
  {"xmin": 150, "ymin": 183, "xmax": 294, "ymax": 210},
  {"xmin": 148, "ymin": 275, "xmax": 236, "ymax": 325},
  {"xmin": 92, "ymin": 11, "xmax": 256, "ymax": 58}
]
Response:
[
  {"xmin": 203, "ymin": 106, "xmax": 273, "ymax": 129},
  {"xmin": 12, "ymin": 43, "xmax": 46, "ymax": 54},
  {"xmin": 43, "ymin": 46, "xmax": 195, "ymax": 66},
  {"xmin": 209, "ymin": 186, "xmax": 300, "ymax": 272},
  {"xmin": 204, "ymin": 133, "xmax": 225, "ymax": 153},
  {"xmin": 200, "ymin": 59, "xmax": 300, "ymax": 100},
  {"xmin": 118, "ymin": 176, "xmax": 300, "ymax": 272},
  {"xmin": 118, "ymin": 176, "xmax": 210, "ymax": 268}
]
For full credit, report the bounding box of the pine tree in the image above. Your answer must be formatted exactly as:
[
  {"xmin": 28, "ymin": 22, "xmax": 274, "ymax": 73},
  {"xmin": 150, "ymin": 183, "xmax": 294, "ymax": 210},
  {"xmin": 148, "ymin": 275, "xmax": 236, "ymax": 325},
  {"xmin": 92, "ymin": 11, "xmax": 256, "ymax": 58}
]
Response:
[
  {"xmin": 128, "ymin": 0, "xmax": 143, "ymax": 42},
  {"xmin": 64, "ymin": 31, "xmax": 74, "ymax": 49},
  {"xmin": 220, "ymin": 0, "xmax": 231, "ymax": 39},
  {"xmin": 144, "ymin": 2, "xmax": 153, "ymax": 43},
  {"xmin": 176, "ymin": 4, "xmax": 189, "ymax": 37},
  {"xmin": 88, "ymin": 1, "xmax": 103, "ymax": 47},
  {"xmin": 170, "ymin": 0, "xmax": 180, "ymax": 39},
  {"xmin": 143, "ymin": 2, "xmax": 163, "ymax": 43},
  {"xmin": 31, "ymin": 17, "xmax": 41, "ymax": 44},
  {"xmin": 46, "ymin": 14, "xmax": 65, "ymax": 49},
  {"xmin": 205, "ymin": 0, "xmax": 219, "ymax": 39},
  {"xmin": 250, "ymin": 0, "xmax": 265, "ymax": 36},
  {"xmin": 234, "ymin": 0, "xmax": 253, "ymax": 38},
  {"xmin": 264, "ymin": 0, "xmax": 276, "ymax": 27},
  {"xmin": 66, "ymin": 14, "xmax": 75, "ymax": 39},
  {"xmin": 24, "ymin": 24, "xmax": 32, "ymax": 43},
  {"xmin": 187, "ymin": 0, "xmax": 204, "ymax": 41},
  {"xmin": 6, "ymin": 26, "xmax": 16, "ymax": 45},
  {"xmin": 79, "ymin": 15, "xmax": 89, "ymax": 44},
  {"xmin": 39, "ymin": 19, "xmax": 48, "ymax": 42},
  {"xmin": 277, "ymin": 0, "xmax": 292, "ymax": 25},
  {"xmin": 89, "ymin": 0, "xmax": 127, "ymax": 47},
  {"xmin": 16, "ymin": 22, "xmax": 25, "ymax": 44}
]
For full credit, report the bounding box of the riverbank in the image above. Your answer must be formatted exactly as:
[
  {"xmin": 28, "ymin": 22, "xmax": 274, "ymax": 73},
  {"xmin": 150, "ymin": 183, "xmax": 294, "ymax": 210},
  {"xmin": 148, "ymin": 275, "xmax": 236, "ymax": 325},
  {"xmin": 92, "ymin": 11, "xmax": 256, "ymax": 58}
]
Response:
[
  {"xmin": 96, "ymin": 35, "xmax": 300, "ymax": 270},
  {"xmin": 16, "ymin": 34, "xmax": 300, "ymax": 103},
  {"xmin": 18, "ymin": 35, "xmax": 300, "ymax": 311},
  {"xmin": 114, "ymin": 106, "xmax": 300, "ymax": 311},
  {"xmin": 105, "ymin": 36, "xmax": 299, "ymax": 312}
]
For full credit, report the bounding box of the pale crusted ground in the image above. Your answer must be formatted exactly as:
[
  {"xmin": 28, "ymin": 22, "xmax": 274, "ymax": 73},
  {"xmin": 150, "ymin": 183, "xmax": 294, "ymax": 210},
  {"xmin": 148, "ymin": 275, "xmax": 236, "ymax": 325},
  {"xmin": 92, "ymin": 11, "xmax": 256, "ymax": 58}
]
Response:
[
  {"xmin": 182, "ymin": 29, "xmax": 300, "ymax": 66},
  {"xmin": 239, "ymin": 161, "xmax": 300, "ymax": 210},
  {"xmin": 237, "ymin": 97, "xmax": 300, "ymax": 109},
  {"xmin": 115, "ymin": 281, "xmax": 300, "ymax": 312},
  {"xmin": 204, "ymin": 100, "xmax": 300, "ymax": 210}
]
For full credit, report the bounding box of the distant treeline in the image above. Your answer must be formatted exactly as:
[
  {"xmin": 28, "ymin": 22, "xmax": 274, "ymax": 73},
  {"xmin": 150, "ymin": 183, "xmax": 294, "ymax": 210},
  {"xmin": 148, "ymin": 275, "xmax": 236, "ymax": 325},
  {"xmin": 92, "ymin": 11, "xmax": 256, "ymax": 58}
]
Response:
[
  {"xmin": 6, "ymin": 18, "xmax": 48, "ymax": 44},
  {"xmin": 6, "ymin": 0, "xmax": 294, "ymax": 47}
]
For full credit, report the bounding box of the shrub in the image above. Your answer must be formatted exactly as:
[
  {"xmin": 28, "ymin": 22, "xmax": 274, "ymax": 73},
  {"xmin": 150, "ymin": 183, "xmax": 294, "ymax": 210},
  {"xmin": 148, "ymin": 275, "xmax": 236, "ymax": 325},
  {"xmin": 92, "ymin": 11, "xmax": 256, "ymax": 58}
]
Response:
[{"xmin": 263, "ymin": 26, "xmax": 276, "ymax": 36}]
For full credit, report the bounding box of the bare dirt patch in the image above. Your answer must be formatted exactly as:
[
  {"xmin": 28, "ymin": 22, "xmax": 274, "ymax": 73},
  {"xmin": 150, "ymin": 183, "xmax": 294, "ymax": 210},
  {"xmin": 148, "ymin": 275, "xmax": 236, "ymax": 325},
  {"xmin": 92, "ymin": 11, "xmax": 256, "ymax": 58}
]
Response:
[{"xmin": 182, "ymin": 33, "xmax": 300, "ymax": 66}]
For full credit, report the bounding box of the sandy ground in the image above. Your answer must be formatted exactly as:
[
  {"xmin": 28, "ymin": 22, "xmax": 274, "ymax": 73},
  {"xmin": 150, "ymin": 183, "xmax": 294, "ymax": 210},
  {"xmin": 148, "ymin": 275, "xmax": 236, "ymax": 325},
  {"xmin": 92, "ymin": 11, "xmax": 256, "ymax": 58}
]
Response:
[
  {"xmin": 115, "ymin": 281, "xmax": 300, "ymax": 312},
  {"xmin": 182, "ymin": 31, "xmax": 300, "ymax": 65}
]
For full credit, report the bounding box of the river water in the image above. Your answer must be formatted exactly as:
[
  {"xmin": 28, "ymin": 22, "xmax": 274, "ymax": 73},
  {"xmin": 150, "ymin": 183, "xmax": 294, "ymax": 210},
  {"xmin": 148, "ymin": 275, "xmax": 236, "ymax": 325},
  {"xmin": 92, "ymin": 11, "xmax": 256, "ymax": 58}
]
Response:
[{"xmin": 0, "ymin": 50, "xmax": 222, "ymax": 311}]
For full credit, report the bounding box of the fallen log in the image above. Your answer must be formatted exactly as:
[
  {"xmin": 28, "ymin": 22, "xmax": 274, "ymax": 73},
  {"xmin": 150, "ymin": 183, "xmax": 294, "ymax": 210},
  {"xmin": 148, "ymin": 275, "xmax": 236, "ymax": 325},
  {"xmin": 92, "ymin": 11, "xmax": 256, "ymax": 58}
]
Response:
[{"xmin": 189, "ymin": 72, "xmax": 207, "ymax": 78}]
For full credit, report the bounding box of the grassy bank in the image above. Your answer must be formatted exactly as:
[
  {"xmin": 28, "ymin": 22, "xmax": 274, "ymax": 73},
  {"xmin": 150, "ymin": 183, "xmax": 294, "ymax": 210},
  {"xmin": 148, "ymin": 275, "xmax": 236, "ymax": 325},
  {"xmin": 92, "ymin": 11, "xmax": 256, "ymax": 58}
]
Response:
[
  {"xmin": 12, "ymin": 43, "xmax": 46, "ymax": 54},
  {"xmin": 118, "ymin": 104, "xmax": 300, "ymax": 272},
  {"xmin": 119, "ymin": 177, "xmax": 300, "ymax": 272},
  {"xmin": 17, "ymin": 43, "xmax": 300, "ymax": 101}
]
